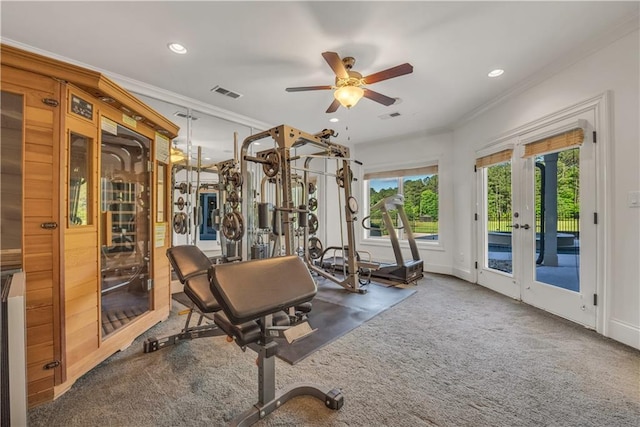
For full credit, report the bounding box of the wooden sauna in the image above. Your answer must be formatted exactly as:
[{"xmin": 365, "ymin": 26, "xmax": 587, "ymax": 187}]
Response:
[{"xmin": 0, "ymin": 44, "xmax": 179, "ymax": 406}]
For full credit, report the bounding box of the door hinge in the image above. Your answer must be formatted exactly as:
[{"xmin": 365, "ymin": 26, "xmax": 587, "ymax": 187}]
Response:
[
  {"xmin": 475, "ymin": 261, "xmax": 478, "ymax": 269},
  {"xmin": 592, "ymin": 131, "xmax": 597, "ymax": 143},
  {"xmin": 148, "ymin": 161, "xmax": 153, "ymax": 172},
  {"xmin": 593, "ymin": 212, "xmax": 598, "ymax": 225},
  {"xmin": 593, "ymin": 294, "xmax": 598, "ymax": 306},
  {"xmin": 474, "ymin": 165, "xmax": 477, "ymax": 173},
  {"xmin": 42, "ymin": 98, "xmax": 59, "ymax": 107},
  {"xmin": 44, "ymin": 360, "xmax": 60, "ymax": 370},
  {"xmin": 147, "ymin": 279, "xmax": 154, "ymax": 291},
  {"xmin": 474, "ymin": 213, "xmax": 478, "ymax": 221}
]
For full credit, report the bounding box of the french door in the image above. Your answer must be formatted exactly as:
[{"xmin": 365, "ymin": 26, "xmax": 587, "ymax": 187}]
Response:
[{"xmin": 477, "ymin": 110, "xmax": 597, "ymax": 328}]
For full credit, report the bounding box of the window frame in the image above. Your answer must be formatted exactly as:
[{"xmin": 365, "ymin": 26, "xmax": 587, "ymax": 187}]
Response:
[{"xmin": 362, "ymin": 163, "xmax": 441, "ymax": 248}]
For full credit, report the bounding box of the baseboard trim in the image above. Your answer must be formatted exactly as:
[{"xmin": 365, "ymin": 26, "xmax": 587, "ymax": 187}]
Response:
[
  {"xmin": 452, "ymin": 267, "xmax": 474, "ymax": 283},
  {"xmin": 425, "ymin": 264, "xmax": 453, "ymax": 276},
  {"xmin": 606, "ymin": 318, "xmax": 640, "ymax": 350}
]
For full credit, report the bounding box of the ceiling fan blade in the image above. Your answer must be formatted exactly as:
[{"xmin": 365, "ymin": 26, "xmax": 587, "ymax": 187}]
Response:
[
  {"xmin": 322, "ymin": 51, "xmax": 349, "ymax": 79},
  {"xmin": 326, "ymin": 99, "xmax": 341, "ymax": 113},
  {"xmin": 363, "ymin": 89, "xmax": 396, "ymax": 106},
  {"xmin": 286, "ymin": 85, "xmax": 333, "ymax": 92},
  {"xmin": 363, "ymin": 63, "xmax": 414, "ymax": 84}
]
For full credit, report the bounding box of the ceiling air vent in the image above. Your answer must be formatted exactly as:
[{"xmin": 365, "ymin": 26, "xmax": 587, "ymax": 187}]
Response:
[
  {"xmin": 378, "ymin": 112, "xmax": 402, "ymax": 120},
  {"xmin": 210, "ymin": 85, "xmax": 243, "ymax": 99},
  {"xmin": 174, "ymin": 112, "xmax": 199, "ymax": 121}
]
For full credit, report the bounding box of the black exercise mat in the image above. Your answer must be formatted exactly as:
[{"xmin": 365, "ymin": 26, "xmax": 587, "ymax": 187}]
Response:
[
  {"xmin": 275, "ymin": 279, "xmax": 416, "ymax": 365},
  {"xmin": 171, "ymin": 280, "xmax": 416, "ymax": 365}
]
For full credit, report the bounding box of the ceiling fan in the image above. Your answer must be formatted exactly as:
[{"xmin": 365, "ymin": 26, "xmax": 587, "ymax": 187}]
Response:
[{"xmin": 286, "ymin": 51, "xmax": 414, "ymax": 113}]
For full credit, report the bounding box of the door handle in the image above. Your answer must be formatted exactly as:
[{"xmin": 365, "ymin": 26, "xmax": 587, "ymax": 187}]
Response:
[
  {"xmin": 521, "ymin": 224, "xmax": 530, "ymax": 230},
  {"xmin": 510, "ymin": 224, "xmax": 520, "ymax": 229},
  {"xmin": 40, "ymin": 222, "xmax": 58, "ymax": 230}
]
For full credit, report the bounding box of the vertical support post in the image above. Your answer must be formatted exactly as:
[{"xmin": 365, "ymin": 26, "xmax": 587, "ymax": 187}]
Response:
[{"xmin": 544, "ymin": 153, "xmax": 559, "ymax": 266}]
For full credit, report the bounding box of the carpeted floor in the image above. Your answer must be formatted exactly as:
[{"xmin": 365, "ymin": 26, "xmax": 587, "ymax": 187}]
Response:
[{"xmin": 29, "ymin": 273, "xmax": 640, "ymax": 426}]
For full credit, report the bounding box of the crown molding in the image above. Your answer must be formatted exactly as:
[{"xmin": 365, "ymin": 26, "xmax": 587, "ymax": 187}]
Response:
[
  {"xmin": 0, "ymin": 38, "xmax": 273, "ymax": 133},
  {"xmin": 452, "ymin": 12, "xmax": 639, "ymax": 130}
]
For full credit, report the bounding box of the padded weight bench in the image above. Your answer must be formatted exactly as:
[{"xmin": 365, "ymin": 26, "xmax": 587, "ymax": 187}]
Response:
[
  {"xmin": 209, "ymin": 255, "xmax": 344, "ymax": 426},
  {"xmin": 144, "ymin": 245, "xmax": 224, "ymax": 353}
]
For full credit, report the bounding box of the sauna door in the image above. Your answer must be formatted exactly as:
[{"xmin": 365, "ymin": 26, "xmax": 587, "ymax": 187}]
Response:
[{"xmin": 100, "ymin": 122, "xmax": 151, "ymax": 337}]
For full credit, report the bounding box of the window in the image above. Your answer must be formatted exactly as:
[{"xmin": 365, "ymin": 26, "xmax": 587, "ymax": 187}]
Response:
[
  {"xmin": 364, "ymin": 165, "xmax": 438, "ymax": 242},
  {"xmin": 69, "ymin": 132, "xmax": 92, "ymax": 226}
]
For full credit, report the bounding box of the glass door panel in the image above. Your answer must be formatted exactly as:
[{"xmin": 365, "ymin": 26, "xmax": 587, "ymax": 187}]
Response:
[
  {"xmin": 100, "ymin": 123, "xmax": 151, "ymax": 337},
  {"xmin": 534, "ymin": 148, "xmax": 580, "ymax": 291},
  {"xmin": 486, "ymin": 162, "xmax": 513, "ymax": 274}
]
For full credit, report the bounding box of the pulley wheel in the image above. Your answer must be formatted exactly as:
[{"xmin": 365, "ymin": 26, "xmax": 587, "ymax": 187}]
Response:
[
  {"xmin": 222, "ymin": 211, "xmax": 245, "ymax": 241},
  {"xmin": 308, "ymin": 237, "xmax": 324, "ymax": 260},
  {"xmin": 175, "ymin": 196, "xmax": 185, "ymax": 210},
  {"xmin": 227, "ymin": 190, "xmax": 240, "ymax": 209},
  {"xmin": 173, "ymin": 212, "xmax": 188, "ymax": 235},
  {"xmin": 175, "ymin": 182, "xmax": 188, "ymax": 194},
  {"xmin": 335, "ymin": 167, "xmax": 353, "ymax": 188},
  {"xmin": 229, "ymin": 171, "xmax": 243, "ymax": 189},
  {"xmin": 308, "ymin": 213, "xmax": 319, "ymax": 234},
  {"xmin": 308, "ymin": 197, "xmax": 318, "ymax": 212},
  {"xmin": 262, "ymin": 151, "xmax": 280, "ymax": 178}
]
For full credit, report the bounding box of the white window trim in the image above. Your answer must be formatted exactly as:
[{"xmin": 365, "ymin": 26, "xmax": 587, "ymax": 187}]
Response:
[{"xmin": 361, "ymin": 163, "xmax": 442, "ymax": 249}]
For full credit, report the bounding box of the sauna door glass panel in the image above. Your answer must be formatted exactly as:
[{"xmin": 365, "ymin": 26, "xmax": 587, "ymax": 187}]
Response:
[
  {"xmin": 69, "ymin": 132, "xmax": 92, "ymax": 226},
  {"xmin": 100, "ymin": 123, "xmax": 151, "ymax": 337}
]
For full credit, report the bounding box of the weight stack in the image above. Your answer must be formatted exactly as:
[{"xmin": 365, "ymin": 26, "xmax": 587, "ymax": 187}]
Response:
[{"xmin": 251, "ymin": 243, "xmax": 269, "ymax": 260}]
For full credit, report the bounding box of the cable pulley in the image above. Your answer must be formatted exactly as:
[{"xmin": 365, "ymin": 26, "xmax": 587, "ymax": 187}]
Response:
[
  {"xmin": 308, "ymin": 197, "xmax": 318, "ymax": 212},
  {"xmin": 308, "ymin": 237, "xmax": 324, "ymax": 260},
  {"xmin": 172, "ymin": 212, "xmax": 188, "ymax": 235},
  {"xmin": 308, "ymin": 213, "xmax": 319, "ymax": 234},
  {"xmin": 227, "ymin": 190, "xmax": 240, "ymax": 209},
  {"xmin": 228, "ymin": 170, "xmax": 243, "ymax": 189},
  {"xmin": 222, "ymin": 211, "xmax": 245, "ymax": 241},
  {"xmin": 262, "ymin": 151, "xmax": 281, "ymax": 177},
  {"xmin": 175, "ymin": 196, "xmax": 185, "ymax": 210},
  {"xmin": 335, "ymin": 166, "xmax": 353, "ymax": 188}
]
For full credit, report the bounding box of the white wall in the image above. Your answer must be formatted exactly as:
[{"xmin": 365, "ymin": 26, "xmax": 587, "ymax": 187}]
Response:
[
  {"xmin": 351, "ymin": 29, "xmax": 639, "ymax": 349},
  {"xmin": 352, "ymin": 131, "xmax": 455, "ymax": 275},
  {"xmin": 452, "ymin": 29, "xmax": 639, "ymax": 348}
]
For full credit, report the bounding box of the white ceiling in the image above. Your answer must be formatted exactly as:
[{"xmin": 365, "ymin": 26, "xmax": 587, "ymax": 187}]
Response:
[{"xmin": 2, "ymin": 1, "xmax": 638, "ymax": 161}]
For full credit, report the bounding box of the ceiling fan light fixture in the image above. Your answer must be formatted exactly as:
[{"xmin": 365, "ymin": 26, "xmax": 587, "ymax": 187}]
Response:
[{"xmin": 334, "ymin": 86, "xmax": 364, "ymax": 109}]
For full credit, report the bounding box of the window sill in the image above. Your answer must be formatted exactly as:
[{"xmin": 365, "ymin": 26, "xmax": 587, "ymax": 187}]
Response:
[{"xmin": 360, "ymin": 238, "xmax": 445, "ymax": 252}]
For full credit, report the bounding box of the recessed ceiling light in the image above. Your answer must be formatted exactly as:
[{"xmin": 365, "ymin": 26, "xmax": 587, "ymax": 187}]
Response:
[
  {"xmin": 488, "ymin": 69, "xmax": 504, "ymax": 78},
  {"xmin": 168, "ymin": 42, "xmax": 187, "ymax": 55},
  {"xmin": 254, "ymin": 142, "xmax": 261, "ymax": 146},
  {"xmin": 204, "ymin": 157, "xmax": 211, "ymax": 161},
  {"xmin": 329, "ymin": 117, "xmax": 339, "ymax": 123}
]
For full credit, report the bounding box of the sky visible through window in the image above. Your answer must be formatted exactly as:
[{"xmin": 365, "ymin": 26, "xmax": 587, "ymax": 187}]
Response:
[{"xmin": 369, "ymin": 175, "xmax": 432, "ymax": 191}]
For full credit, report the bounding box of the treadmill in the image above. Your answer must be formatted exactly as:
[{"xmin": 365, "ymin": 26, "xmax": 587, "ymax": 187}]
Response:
[{"xmin": 367, "ymin": 194, "xmax": 424, "ymax": 284}]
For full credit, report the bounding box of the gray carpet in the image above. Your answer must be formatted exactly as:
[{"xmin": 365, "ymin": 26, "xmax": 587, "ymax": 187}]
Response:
[{"xmin": 29, "ymin": 274, "xmax": 640, "ymax": 426}]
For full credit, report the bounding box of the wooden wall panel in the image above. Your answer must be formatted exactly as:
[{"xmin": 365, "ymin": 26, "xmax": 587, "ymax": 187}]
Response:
[{"xmin": 3, "ymin": 69, "xmax": 62, "ymax": 407}]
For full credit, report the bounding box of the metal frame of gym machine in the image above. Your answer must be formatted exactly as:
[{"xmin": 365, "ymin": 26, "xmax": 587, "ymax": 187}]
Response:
[{"xmin": 235, "ymin": 124, "xmax": 367, "ymax": 293}]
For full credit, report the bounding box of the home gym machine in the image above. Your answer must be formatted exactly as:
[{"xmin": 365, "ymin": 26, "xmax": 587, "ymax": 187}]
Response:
[
  {"xmin": 230, "ymin": 124, "xmax": 369, "ymax": 293},
  {"xmin": 363, "ymin": 194, "xmax": 424, "ymax": 284}
]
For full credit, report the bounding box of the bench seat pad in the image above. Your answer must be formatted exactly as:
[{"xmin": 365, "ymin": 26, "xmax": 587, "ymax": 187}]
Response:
[
  {"xmin": 209, "ymin": 256, "xmax": 316, "ymax": 324},
  {"xmin": 184, "ymin": 273, "xmax": 221, "ymax": 313}
]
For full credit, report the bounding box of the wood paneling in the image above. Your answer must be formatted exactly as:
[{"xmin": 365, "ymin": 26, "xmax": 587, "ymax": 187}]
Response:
[{"xmin": 3, "ymin": 65, "xmax": 62, "ymax": 407}]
